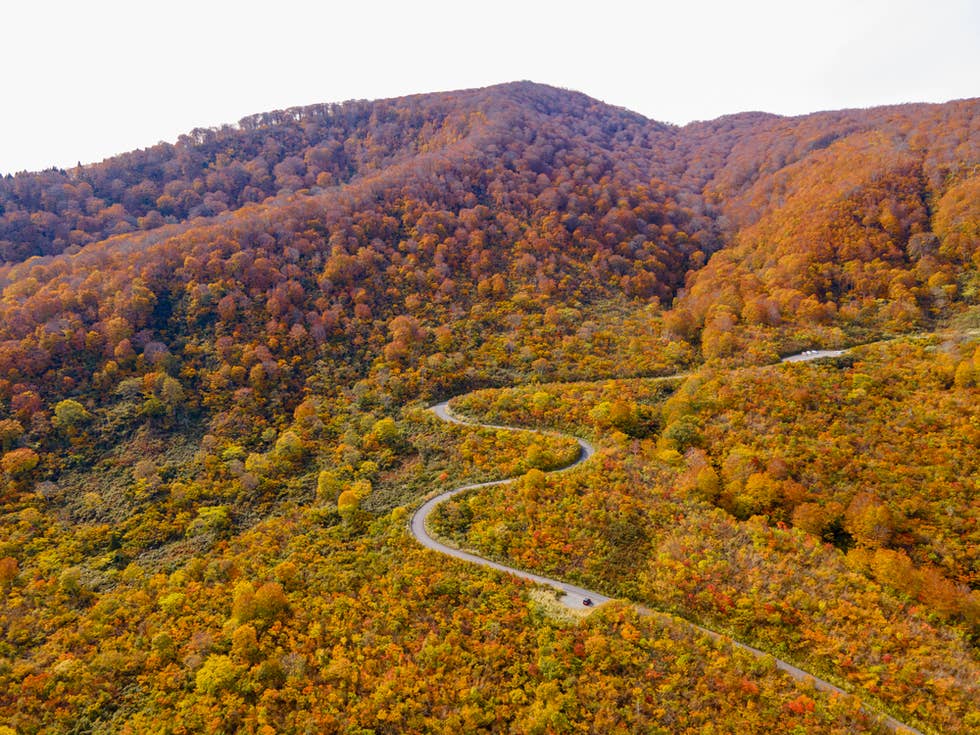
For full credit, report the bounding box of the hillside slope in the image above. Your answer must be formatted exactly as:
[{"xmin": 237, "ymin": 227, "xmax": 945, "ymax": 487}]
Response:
[
  {"xmin": 675, "ymin": 99, "xmax": 980, "ymax": 355},
  {"xmin": 0, "ymin": 82, "xmax": 977, "ymax": 734}
]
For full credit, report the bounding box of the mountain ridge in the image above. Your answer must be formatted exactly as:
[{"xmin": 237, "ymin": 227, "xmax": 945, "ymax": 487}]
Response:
[{"xmin": 0, "ymin": 81, "xmax": 977, "ymax": 734}]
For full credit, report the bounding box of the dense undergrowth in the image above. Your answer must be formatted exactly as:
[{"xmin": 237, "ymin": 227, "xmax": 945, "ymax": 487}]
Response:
[
  {"xmin": 0, "ymin": 82, "xmax": 977, "ymax": 732},
  {"xmin": 439, "ymin": 335, "xmax": 980, "ymax": 733}
]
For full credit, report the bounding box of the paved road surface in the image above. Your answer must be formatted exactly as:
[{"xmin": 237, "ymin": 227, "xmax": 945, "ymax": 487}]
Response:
[
  {"xmin": 416, "ymin": 402, "xmax": 604, "ymax": 608},
  {"xmin": 782, "ymin": 349, "xmax": 846, "ymax": 362},
  {"xmin": 410, "ymin": 351, "xmax": 925, "ymax": 734}
]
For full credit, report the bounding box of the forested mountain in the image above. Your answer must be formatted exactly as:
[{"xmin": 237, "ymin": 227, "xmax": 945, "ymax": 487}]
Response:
[{"xmin": 0, "ymin": 82, "xmax": 977, "ymax": 734}]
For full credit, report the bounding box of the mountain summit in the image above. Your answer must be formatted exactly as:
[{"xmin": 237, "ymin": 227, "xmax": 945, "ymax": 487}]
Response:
[{"xmin": 0, "ymin": 83, "xmax": 977, "ymax": 734}]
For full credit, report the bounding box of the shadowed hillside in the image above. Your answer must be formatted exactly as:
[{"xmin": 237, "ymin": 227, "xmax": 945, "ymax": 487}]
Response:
[{"xmin": 0, "ymin": 82, "xmax": 977, "ymax": 734}]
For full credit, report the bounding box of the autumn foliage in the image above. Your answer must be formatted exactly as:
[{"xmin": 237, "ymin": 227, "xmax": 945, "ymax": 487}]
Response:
[{"xmin": 0, "ymin": 82, "xmax": 977, "ymax": 733}]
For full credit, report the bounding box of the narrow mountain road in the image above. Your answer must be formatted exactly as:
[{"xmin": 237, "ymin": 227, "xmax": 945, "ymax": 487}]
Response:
[
  {"xmin": 781, "ymin": 348, "xmax": 846, "ymax": 362},
  {"xmin": 413, "ymin": 403, "xmax": 608, "ymax": 608},
  {"xmin": 410, "ymin": 351, "xmax": 926, "ymax": 735}
]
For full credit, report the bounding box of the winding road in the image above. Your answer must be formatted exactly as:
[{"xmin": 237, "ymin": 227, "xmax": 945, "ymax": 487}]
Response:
[
  {"xmin": 410, "ymin": 350, "xmax": 925, "ymax": 735},
  {"xmin": 412, "ymin": 402, "xmax": 609, "ymax": 608}
]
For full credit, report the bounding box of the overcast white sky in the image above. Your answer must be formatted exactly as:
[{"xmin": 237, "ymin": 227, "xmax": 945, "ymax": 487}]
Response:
[{"xmin": 2, "ymin": 0, "xmax": 977, "ymax": 174}]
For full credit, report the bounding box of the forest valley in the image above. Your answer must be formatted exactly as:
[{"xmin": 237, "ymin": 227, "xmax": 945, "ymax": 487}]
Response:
[{"xmin": 0, "ymin": 82, "xmax": 977, "ymax": 734}]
